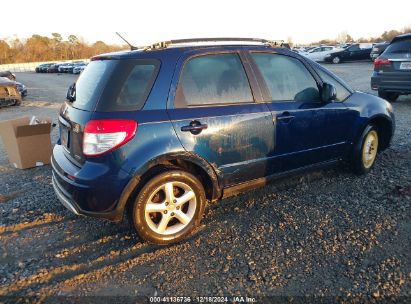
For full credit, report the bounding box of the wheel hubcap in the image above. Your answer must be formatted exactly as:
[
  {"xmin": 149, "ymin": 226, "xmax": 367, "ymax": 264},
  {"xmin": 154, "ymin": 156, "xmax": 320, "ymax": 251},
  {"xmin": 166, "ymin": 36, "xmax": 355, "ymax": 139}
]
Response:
[
  {"xmin": 145, "ymin": 181, "xmax": 196, "ymax": 235},
  {"xmin": 362, "ymin": 130, "xmax": 378, "ymax": 169}
]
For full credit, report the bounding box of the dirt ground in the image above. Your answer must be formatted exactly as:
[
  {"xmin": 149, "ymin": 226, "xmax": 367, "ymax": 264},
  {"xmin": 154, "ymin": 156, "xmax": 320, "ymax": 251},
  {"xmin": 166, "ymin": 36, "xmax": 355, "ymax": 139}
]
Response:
[{"xmin": 0, "ymin": 64, "xmax": 410, "ymax": 302}]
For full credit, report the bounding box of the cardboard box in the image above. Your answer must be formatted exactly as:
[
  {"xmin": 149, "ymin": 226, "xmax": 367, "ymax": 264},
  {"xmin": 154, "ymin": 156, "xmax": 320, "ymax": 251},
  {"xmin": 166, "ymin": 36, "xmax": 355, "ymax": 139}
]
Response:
[{"xmin": 0, "ymin": 116, "xmax": 52, "ymax": 169}]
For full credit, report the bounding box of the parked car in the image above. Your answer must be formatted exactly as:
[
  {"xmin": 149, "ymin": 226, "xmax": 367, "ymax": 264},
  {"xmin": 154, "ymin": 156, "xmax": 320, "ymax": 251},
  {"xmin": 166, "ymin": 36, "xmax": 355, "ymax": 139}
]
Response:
[
  {"xmin": 371, "ymin": 33, "xmax": 411, "ymax": 102},
  {"xmin": 35, "ymin": 63, "xmax": 55, "ymax": 73},
  {"xmin": 72, "ymin": 63, "xmax": 87, "ymax": 74},
  {"xmin": 325, "ymin": 44, "xmax": 372, "ymax": 64},
  {"xmin": 370, "ymin": 42, "xmax": 390, "ymax": 61},
  {"xmin": 304, "ymin": 46, "xmax": 317, "ymax": 53},
  {"xmin": 0, "ymin": 77, "xmax": 21, "ymax": 107},
  {"xmin": 47, "ymin": 63, "xmax": 63, "ymax": 73},
  {"xmin": 0, "ymin": 70, "xmax": 16, "ymax": 81},
  {"xmin": 52, "ymin": 38, "xmax": 395, "ymax": 244},
  {"xmin": 57, "ymin": 63, "xmax": 72, "ymax": 73},
  {"xmin": 68, "ymin": 62, "xmax": 86, "ymax": 74},
  {"xmin": 302, "ymin": 46, "xmax": 340, "ymax": 62},
  {"xmin": 58, "ymin": 61, "xmax": 86, "ymax": 73}
]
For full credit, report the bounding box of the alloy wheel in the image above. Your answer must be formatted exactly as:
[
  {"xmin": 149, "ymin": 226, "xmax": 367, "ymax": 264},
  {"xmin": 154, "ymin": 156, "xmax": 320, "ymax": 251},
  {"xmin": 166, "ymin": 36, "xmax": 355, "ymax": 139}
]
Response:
[{"xmin": 144, "ymin": 181, "xmax": 197, "ymax": 235}]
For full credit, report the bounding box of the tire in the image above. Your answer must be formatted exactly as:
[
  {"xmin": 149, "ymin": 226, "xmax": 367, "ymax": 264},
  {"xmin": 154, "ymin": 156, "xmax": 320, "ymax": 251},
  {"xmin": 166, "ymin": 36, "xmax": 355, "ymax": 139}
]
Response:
[
  {"xmin": 378, "ymin": 90, "xmax": 399, "ymax": 102},
  {"xmin": 352, "ymin": 124, "xmax": 379, "ymax": 175},
  {"xmin": 332, "ymin": 56, "xmax": 341, "ymax": 64},
  {"xmin": 130, "ymin": 170, "xmax": 206, "ymax": 245}
]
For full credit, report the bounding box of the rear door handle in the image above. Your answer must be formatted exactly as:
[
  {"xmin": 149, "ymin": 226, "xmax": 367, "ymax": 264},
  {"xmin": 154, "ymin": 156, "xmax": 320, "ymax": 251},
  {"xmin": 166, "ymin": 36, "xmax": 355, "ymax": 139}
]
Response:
[
  {"xmin": 277, "ymin": 111, "xmax": 295, "ymax": 123},
  {"xmin": 181, "ymin": 121, "xmax": 208, "ymax": 135}
]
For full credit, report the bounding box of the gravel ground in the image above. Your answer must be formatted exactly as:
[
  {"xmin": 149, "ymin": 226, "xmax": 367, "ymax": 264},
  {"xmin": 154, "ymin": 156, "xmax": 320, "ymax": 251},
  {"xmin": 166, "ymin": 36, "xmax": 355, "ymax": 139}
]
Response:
[{"xmin": 0, "ymin": 63, "xmax": 410, "ymax": 302}]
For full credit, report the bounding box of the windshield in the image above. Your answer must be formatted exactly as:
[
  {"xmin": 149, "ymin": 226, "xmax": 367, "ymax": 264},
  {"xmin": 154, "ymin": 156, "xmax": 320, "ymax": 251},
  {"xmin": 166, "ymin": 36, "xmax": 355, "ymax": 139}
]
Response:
[{"xmin": 385, "ymin": 40, "xmax": 411, "ymax": 53}]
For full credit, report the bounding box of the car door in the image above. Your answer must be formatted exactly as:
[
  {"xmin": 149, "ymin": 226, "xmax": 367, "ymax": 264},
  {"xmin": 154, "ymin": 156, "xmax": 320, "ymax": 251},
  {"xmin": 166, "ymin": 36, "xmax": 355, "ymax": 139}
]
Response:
[
  {"xmin": 308, "ymin": 47, "xmax": 321, "ymax": 61},
  {"xmin": 248, "ymin": 52, "xmax": 354, "ymax": 172},
  {"xmin": 167, "ymin": 51, "xmax": 276, "ymax": 187},
  {"xmin": 347, "ymin": 45, "xmax": 362, "ymax": 60},
  {"xmin": 321, "ymin": 47, "xmax": 333, "ymax": 61}
]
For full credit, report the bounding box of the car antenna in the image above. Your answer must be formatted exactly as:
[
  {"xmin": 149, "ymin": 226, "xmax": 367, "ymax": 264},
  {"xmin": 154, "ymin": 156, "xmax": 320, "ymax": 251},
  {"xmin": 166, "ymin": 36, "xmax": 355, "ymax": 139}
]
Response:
[{"xmin": 115, "ymin": 32, "xmax": 138, "ymax": 51}]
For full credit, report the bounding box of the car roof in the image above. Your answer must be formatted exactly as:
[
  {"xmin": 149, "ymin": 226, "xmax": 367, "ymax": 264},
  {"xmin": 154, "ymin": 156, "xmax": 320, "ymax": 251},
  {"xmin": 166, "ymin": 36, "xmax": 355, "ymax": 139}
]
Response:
[
  {"xmin": 92, "ymin": 44, "xmax": 293, "ymax": 61},
  {"xmin": 0, "ymin": 77, "xmax": 15, "ymax": 85}
]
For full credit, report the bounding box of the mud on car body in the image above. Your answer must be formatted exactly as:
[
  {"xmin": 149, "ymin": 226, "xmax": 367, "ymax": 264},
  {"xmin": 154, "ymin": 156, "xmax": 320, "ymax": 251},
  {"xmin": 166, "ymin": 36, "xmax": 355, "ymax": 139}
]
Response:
[{"xmin": 52, "ymin": 38, "xmax": 395, "ymax": 244}]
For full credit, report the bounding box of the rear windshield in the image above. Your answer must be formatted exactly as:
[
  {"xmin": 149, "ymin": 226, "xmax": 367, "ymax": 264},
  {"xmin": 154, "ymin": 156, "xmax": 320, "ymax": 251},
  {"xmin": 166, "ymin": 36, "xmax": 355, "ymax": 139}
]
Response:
[
  {"xmin": 385, "ymin": 40, "xmax": 411, "ymax": 53},
  {"xmin": 72, "ymin": 59, "xmax": 160, "ymax": 112}
]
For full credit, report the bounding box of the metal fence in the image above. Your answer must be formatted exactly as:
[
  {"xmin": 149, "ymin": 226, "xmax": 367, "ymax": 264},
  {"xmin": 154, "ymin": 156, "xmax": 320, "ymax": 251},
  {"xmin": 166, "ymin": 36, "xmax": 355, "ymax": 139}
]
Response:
[{"xmin": 0, "ymin": 59, "xmax": 89, "ymax": 72}]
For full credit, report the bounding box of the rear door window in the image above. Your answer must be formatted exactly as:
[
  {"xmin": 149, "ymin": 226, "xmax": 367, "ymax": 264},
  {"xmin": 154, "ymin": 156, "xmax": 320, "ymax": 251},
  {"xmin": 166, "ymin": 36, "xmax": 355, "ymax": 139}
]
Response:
[
  {"xmin": 251, "ymin": 53, "xmax": 321, "ymax": 102},
  {"xmin": 175, "ymin": 53, "xmax": 253, "ymax": 107}
]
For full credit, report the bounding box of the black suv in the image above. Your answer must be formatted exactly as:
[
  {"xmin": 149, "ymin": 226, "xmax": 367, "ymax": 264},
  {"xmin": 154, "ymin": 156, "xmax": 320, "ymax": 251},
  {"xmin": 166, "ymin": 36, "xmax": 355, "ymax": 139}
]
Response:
[{"xmin": 371, "ymin": 33, "xmax": 411, "ymax": 101}]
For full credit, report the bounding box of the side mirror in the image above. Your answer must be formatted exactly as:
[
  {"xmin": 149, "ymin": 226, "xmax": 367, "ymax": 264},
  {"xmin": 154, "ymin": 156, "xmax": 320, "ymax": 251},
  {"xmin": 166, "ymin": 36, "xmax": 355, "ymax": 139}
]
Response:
[{"xmin": 322, "ymin": 83, "xmax": 337, "ymax": 102}]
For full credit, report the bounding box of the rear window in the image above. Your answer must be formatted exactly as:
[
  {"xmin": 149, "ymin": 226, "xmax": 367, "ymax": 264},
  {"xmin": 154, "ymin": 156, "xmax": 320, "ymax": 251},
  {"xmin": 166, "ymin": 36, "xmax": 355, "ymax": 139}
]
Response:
[
  {"xmin": 72, "ymin": 59, "xmax": 160, "ymax": 112},
  {"xmin": 385, "ymin": 40, "xmax": 411, "ymax": 53}
]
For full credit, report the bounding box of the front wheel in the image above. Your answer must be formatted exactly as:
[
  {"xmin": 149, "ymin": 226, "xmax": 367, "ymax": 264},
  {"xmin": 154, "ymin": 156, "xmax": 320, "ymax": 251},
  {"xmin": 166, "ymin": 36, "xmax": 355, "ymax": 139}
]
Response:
[
  {"xmin": 130, "ymin": 170, "xmax": 206, "ymax": 245},
  {"xmin": 332, "ymin": 56, "xmax": 341, "ymax": 64},
  {"xmin": 352, "ymin": 125, "xmax": 379, "ymax": 175}
]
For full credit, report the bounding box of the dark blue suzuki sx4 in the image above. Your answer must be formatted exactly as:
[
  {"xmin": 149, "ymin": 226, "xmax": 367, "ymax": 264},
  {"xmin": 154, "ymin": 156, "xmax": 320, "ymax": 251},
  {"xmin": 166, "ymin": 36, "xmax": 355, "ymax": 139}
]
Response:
[{"xmin": 52, "ymin": 38, "xmax": 395, "ymax": 244}]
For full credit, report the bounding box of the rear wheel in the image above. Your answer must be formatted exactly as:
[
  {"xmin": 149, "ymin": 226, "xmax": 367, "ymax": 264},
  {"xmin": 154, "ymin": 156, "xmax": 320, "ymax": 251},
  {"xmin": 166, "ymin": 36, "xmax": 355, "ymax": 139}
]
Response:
[
  {"xmin": 130, "ymin": 170, "xmax": 206, "ymax": 244},
  {"xmin": 352, "ymin": 124, "xmax": 379, "ymax": 175},
  {"xmin": 332, "ymin": 56, "xmax": 341, "ymax": 64},
  {"xmin": 378, "ymin": 91, "xmax": 399, "ymax": 102}
]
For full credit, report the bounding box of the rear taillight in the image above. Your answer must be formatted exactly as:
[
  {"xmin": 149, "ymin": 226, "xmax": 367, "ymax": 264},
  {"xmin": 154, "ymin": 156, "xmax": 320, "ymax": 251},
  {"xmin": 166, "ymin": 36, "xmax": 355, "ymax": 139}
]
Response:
[
  {"xmin": 83, "ymin": 119, "xmax": 137, "ymax": 156},
  {"xmin": 374, "ymin": 58, "xmax": 391, "ymax": 69}
]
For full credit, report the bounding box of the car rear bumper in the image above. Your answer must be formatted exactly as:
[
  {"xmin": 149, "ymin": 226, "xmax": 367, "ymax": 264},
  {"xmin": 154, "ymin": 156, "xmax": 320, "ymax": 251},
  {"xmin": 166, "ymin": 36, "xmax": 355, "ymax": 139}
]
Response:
[
  {"xmin": 51, "ymin": 144, "xmax": 131, "ymax": 222},
  {"xmin": 371, "ymin": 72, "xmax": 411, "ymax": 93}
]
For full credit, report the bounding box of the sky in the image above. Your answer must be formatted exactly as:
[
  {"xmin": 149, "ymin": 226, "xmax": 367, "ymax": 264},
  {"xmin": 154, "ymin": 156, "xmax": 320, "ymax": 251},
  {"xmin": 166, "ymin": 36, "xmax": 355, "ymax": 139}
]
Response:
[{"xmin": 2, "ymin": 0, "xmax": 411, "ymax": 46}]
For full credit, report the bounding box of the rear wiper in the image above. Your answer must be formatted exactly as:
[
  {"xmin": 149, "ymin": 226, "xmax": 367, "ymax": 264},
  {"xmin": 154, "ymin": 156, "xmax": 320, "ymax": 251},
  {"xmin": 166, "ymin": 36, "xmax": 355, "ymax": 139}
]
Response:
[{"xmin": 66, "ymin": 83, "xmax": 76, "ymax": 102}]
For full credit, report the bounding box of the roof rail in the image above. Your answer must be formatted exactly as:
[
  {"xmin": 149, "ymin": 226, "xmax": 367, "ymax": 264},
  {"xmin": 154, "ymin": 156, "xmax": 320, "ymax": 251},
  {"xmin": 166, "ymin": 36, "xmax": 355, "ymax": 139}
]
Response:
[{"xmin": 143, "ymin": 38, "xmax": 285, "ymax": 51}]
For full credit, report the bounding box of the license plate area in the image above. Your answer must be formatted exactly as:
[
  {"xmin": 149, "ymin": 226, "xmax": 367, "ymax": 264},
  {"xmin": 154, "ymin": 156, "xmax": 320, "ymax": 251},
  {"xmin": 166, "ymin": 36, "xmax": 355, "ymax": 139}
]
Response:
[{"xmin": 400, "ymin": 62, "xmax": 411, "ymax": 70}]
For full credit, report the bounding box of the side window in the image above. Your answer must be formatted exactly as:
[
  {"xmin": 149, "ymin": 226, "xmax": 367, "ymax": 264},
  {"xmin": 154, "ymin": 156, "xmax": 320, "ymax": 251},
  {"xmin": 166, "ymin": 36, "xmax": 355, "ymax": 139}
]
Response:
[
  {"xmin": 316, "ymin": 68, "xmax": 351, "ymax": 102},
  {"xmin": 116, "ymin": 64, "xmax": 157, "ymax": 108},
  {"xmin": 349, "ymin": 45, "xmax": 360, "ymax": 51},
  {"xmin": 251, "ymin": 53, "xmax": 320, "ymax": 102},
  {"xmin": 175, "ymin": 53, "xmax": 253, "ymax": 107}
]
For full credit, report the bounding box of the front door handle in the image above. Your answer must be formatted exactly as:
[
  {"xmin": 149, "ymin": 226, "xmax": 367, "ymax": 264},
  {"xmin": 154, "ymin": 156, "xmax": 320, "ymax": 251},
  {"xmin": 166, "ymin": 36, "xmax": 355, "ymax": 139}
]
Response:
[
  {"xmin": 277, "ymin": 111, "xmax": 295, "ymax": 123},
  {"xmin": 181, "ymin": 121, "xmax": 208, "ymax": 135}
]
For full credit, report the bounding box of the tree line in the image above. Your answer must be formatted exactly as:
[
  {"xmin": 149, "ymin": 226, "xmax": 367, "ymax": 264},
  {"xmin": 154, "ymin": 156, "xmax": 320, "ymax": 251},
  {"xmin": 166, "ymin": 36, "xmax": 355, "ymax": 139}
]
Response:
[
  {"xmin": 1, "ymin": 27, "xmax": 411, "ymax": 64},
  {"xmin": 308, "ymin": 26, "xmax": 411, "ymax": 46},
  {"xmin": 0, "ymin": 33, "xmax": 125, "ymax": 64}
]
